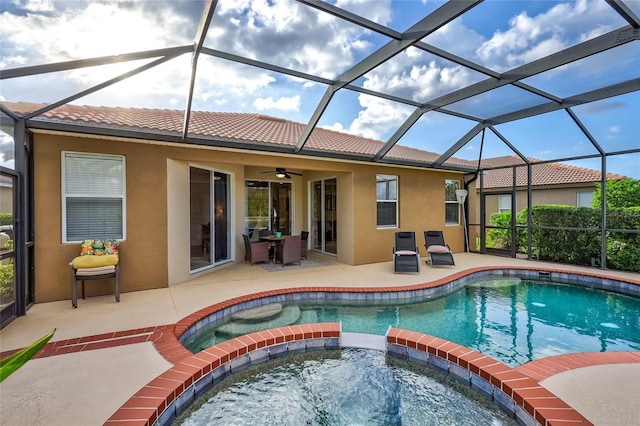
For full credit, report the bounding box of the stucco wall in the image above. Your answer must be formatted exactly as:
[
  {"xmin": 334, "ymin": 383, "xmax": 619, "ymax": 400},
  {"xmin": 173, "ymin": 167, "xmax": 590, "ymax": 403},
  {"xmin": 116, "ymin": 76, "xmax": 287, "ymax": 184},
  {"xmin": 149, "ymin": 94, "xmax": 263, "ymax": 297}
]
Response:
[
  {"xmin": 33, "ymin": 132, "xmax": 466, "ymax": 302},
  {"xmin": 351, "ymin": 165, "xmax": 465, "ymax": 264}
]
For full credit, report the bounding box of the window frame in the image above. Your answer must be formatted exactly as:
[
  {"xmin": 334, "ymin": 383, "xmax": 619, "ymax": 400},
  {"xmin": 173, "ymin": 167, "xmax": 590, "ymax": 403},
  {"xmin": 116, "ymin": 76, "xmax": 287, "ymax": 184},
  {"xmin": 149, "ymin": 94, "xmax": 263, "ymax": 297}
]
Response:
[
  {"xmin": 376, "ymin": 174, "xmax": 398, "ymax": 228},
  {"xmin": 61, "ymin": 151, "xmax": 126, "ymax": 243},
  {"xmin": 577, "ymin": 191, "xmax": 594, "ymax": 208},
  {"xmin": 445, "ymin": 179, "xmax": 460, "ymax": 225},
  {"xmin": 498, "ymin": 195, "xmax": 512, "ymax": 213}
]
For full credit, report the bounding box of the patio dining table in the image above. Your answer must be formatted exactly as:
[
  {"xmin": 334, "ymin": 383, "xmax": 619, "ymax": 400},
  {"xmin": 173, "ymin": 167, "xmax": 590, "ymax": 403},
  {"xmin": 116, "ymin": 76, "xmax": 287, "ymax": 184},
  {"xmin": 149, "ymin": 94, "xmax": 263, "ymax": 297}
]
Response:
[{"xmin": 259, "ymin": 234, "xmax": 286, "ymax": 263}]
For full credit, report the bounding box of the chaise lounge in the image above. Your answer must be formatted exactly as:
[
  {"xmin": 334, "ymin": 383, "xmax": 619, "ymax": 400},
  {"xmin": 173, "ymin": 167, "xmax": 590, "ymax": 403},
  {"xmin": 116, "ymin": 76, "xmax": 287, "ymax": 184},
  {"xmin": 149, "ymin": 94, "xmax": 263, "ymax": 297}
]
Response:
[
  {"xmin": 424, "ymin": 230, "xmax": 455, "ymax": 266},
  {"xmin": 393, "ymin": 231, "xmax": 420, "ymax": 273}
]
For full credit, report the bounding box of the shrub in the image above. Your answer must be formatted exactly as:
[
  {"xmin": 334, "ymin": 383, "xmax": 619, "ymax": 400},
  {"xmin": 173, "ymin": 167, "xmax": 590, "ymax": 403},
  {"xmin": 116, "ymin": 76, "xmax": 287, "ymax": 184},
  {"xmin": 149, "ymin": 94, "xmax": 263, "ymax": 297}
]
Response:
[
  {"xmin": 488, "ymin": 205, "xmax": 639, "ymax": 273},
  {"xmin": 0, "ymin": 214, "xmax": 12, "ymax": 226}
]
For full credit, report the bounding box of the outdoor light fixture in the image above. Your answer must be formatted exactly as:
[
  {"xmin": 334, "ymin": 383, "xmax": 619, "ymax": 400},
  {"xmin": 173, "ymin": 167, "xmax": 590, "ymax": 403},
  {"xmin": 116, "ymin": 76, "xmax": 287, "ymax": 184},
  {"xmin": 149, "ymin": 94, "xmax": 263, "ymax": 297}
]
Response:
[{"xmin": 455, "ymin": 189, "xmax": 469, "ymax": 253}]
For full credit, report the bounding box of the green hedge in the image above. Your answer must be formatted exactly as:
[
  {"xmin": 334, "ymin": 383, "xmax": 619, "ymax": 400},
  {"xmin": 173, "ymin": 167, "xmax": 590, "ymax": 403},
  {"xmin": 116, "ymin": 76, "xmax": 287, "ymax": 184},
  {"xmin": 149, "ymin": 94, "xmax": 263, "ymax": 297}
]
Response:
[
  {"xmin": 487, "ymin": 206, "xmax": 640, "ymax": 273},
  {"xmin": 0, "ymin": 214, "xmax": 12, "ymax": 226}
]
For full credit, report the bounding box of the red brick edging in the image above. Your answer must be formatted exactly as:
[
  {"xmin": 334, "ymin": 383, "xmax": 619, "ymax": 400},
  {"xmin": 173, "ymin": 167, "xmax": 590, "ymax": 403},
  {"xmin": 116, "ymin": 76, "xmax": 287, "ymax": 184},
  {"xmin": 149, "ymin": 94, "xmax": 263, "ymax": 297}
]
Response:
[
  {"xmin": 106, "ymin": 324, "xmax": 605, "ymax": 426},
  {"xmin": 105, "ymin": 323, "xmax": 341, "ymax": 425},
  {"xmin": 386, "ymin": 327, "xmax": 593, "ymax": 425}
]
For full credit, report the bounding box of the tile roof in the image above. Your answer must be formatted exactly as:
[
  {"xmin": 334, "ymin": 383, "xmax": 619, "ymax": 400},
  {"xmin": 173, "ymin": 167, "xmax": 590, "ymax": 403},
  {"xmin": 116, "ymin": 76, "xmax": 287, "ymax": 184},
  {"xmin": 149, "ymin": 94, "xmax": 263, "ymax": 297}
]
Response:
[
  {"xmin": 3, "ymin": 103, "xmax": 624, "ymax": 187},
  {"xmin": 4, "ymin": 102, "xmax": 469, "ymax": 166},
  {"xmin": 480, "ymin": 155, "xmax": 626, "ymax": 188}
]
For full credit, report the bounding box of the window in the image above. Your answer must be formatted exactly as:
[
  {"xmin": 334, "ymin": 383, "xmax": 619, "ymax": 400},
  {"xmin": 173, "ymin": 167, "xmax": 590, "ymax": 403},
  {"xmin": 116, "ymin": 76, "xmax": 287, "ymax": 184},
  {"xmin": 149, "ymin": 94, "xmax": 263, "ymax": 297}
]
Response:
[
  {"xmin": 62, "ymin": 152, "xmax": 125, "ymax": 242},
  {"xmin": 577, "ymin": 191, "xmax": 594, "ymax": 207},
  {"xmin": 445, "ymin": 180, "xmax": 460, "ymax": 225},
  {"xmin": 498, "ymin": 195, "xmax": 512, "ymax": 212},
  {"xmin": 377, "ymin": 174, "xmax": 397, "ymax": 227}
]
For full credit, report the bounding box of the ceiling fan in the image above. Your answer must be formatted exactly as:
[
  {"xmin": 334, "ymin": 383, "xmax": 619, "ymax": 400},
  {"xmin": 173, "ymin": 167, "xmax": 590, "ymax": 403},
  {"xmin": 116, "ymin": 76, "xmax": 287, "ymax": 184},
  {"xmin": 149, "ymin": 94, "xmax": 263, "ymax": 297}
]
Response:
[{"xmin": 261, "ymin": 168, "xmax": 303, "ymax": 179}]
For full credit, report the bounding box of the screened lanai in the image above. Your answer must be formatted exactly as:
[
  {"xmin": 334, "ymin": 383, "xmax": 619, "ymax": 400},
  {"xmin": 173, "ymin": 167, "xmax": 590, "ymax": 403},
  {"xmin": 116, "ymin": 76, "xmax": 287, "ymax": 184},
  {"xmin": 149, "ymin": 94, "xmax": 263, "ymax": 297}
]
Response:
[{"xmin": 0, "ymin": 0, "xmax": 639, "ymax": 324}]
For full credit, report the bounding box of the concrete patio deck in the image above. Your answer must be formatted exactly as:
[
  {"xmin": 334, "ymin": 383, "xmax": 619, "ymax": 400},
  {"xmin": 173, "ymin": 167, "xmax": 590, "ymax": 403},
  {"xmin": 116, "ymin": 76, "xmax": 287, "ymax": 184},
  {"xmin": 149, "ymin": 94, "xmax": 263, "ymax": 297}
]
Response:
[{"xmin": 1, "ymin": 253, "xmax": 639, "ymax": 425}]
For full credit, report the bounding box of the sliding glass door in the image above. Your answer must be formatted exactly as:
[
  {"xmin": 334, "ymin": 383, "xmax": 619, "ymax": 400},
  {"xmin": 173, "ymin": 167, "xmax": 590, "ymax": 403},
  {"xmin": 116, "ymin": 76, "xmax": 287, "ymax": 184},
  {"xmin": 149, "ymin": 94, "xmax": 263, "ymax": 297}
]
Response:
[
  {"xmin": 311, "ymin": 178, "xmax": 337, "ymax": 255},
  {"xmin": 190, "ymin": 167, "xmax": 230, "ymax": 272},
  {"xmin": 245, "ymin": 180, "xmax": 292, "ymax": 239}
]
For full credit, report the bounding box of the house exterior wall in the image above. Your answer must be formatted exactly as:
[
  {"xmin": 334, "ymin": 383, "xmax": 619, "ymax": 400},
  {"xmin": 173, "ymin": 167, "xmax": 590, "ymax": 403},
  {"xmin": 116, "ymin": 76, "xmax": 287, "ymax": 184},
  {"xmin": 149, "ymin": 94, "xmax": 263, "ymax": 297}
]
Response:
[{"xmin": 33, "ymin": 131, "xmax": 466, "ymax": 303}]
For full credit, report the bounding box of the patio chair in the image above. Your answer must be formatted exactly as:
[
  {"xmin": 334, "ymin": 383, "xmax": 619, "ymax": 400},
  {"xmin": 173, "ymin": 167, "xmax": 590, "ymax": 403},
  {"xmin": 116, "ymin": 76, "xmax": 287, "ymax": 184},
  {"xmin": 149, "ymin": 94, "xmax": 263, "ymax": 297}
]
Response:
[
  {"xmin": 393, "ymin": 231, "xmax": 420, "ymax": 273},
  {"xmin": 276, "ymin": 235, "xmax": 302, "ymax": 267},
  {"xmin": 69, "ymin": 239, "xmax": 120, "ymax": 308},
  {"xmin": 243, "ymin": 234, "xmax": 270, "ymax": 265},
  {"xmin": 300, "ymin": 230, "xmax": 309, "ymax": 259},
  {"xmin": 424, "ymin": 230, "xmax": 455, "ymax": 267}
]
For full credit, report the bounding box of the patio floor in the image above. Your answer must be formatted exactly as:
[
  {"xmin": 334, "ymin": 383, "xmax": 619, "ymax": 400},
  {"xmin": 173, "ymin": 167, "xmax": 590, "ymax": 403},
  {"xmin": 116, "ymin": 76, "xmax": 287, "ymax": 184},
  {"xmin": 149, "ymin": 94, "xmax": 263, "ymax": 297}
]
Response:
[{"xmin": 1, "ymin": 253, "xmax": 639, "ymax": 426}]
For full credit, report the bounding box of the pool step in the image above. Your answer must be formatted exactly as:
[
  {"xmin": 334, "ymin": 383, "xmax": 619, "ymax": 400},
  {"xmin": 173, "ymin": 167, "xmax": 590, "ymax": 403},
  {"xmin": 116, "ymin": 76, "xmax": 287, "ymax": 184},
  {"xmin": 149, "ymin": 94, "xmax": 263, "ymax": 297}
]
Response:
[
  {"xmin": 217, "ymin": 305, "xmax": 301, "ymax": 336},
  {"xmin": 340, "ymin": 332, "xmax": 386, "ymax": 351},
  {"xmin": 230, "ymin": 303, "xmax": 283, "ymax": 322}
]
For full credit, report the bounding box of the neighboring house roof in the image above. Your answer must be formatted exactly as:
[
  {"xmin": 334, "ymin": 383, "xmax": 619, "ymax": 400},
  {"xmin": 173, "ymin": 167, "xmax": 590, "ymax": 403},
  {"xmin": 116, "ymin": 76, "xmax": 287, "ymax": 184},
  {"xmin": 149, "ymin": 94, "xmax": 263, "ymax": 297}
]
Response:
[
  {"xmin": 480, "ymin": 155, "xmax": 626, "ymax": 189},
  {"xmin": 3, "ymin": 102, "xmax": 474, "ymax": 169}
]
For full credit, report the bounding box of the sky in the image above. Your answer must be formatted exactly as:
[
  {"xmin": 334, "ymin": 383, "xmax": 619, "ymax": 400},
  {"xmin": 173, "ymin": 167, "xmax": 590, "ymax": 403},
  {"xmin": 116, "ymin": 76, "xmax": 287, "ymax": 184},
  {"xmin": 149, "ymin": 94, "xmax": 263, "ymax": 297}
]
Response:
[{"xmin": 0, "ymin": 0, "xmax": 639, "ymax": 178}]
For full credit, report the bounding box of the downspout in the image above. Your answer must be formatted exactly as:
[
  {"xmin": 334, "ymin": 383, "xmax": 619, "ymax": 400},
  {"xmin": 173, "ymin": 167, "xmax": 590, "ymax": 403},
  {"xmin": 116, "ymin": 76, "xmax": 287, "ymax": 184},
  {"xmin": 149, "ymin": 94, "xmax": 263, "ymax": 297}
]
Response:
[
  {"xmin": 464, "ymin": 172, "xmax": 479, "ymax": 253},
  {"xmin": 600, "ymin": 155, "xmax": 607, "ymax": 270}
]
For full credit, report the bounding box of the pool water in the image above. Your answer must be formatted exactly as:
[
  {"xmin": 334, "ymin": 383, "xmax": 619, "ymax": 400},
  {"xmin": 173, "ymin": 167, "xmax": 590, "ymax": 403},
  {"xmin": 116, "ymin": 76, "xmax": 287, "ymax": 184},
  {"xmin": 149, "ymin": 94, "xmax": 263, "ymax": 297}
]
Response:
[
  {"xmin": 184, "ymin": 278, "xmax": 640, "ymax": 366},
  {"xmin": 174, "ymin": 348, "xmax": 518, "ymax": 426}
]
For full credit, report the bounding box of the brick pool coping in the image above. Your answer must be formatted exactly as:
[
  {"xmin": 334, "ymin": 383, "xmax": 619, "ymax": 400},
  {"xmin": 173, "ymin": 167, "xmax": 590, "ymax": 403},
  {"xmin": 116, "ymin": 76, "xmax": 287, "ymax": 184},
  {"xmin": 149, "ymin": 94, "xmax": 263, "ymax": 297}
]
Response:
[
  {"xmin": 104, "ymin": 323, "xmax": 600, "ymax": 426},
  {"xmin": 3, "ymin": 265, "xmax": 638, "ymax": 425}
]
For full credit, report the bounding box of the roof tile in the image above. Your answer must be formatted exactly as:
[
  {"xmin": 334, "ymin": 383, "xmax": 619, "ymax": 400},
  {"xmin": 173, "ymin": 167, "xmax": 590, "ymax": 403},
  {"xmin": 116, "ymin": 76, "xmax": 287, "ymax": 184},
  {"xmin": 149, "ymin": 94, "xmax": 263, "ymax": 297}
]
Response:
[{"xmin": 3, "ymin": 103, "xmax": 623, "ymax": 186}]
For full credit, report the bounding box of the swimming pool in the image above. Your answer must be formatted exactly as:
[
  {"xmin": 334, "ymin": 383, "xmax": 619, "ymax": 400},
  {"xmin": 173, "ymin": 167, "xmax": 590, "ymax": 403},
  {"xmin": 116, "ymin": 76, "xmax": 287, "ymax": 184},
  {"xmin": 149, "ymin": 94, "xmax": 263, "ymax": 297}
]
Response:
[
  {"xmin": 174, "ymin": 348, "xmax": 518, "ymax": 426},
  {"xmin": 112, "ymin": 268, "xmax": 635, "ymax": 426},
  {"xmin": 183, "ymin": 276, "xmax": 640, "ymax": 366}
]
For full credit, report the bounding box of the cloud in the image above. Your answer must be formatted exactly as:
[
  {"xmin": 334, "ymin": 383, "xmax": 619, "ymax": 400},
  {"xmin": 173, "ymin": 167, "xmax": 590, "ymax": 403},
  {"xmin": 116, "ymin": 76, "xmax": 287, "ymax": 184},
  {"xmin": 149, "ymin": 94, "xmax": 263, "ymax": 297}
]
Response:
[
  {"xmin": 11, "ymin": 0, "xmax": 54, "ymax": 13},
  {"xmin": 209, "ymin": 0, "xmax": 375, "ymax": 78},
  {"xmin": 335, "ymin": 0, "xmax": 393, "ymax": 26},
  {"xmin": 1, "ymin": 3, "xmax": 192, "ymax": 66},
  {"xmin": 0, "ymin": 132, "xmax": 15, "ymax": 165},
  {"xmin": 253, "ymin": 96, "xmax": 300, "ymax": 111},
  {"xmin": 0, "ymin": 1, "xmax": 199, "ymax": 108},
  {"xmin": 346, "ymin": 94, "xmax": 414, "ymax": 140},
  {"xmin": 362, "ymin": 47, "xmax": 481, "ymax": 102},
  {"xmin": 476, "ymin": 0, "xmax": 617, "ymax": 71},
  {"xmin": 320, "ymin": 122, "xmax": 346, "ymax": 133}
]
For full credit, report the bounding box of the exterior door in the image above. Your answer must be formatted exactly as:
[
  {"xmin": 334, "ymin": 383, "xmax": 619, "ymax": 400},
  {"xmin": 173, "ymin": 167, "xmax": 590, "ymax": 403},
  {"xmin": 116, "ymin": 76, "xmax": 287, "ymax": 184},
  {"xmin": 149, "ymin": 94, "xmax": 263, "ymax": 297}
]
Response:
[
  {"xmin": 310, "ymin": 178, "xmax": 337, "ymax": 255},
  {"xmin": 190, "ymin": 167, "xmax": 231, "ymax": 272},
  {"xmin": 245, "ymin": 180, "xmax": 292, "ymax": 239}
]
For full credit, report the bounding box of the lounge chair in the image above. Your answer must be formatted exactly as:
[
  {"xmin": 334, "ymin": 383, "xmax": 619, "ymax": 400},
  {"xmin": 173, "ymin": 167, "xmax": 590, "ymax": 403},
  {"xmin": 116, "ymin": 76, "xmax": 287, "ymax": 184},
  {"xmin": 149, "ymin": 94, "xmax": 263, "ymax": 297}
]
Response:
[
  {"xmin": 393, "ymin": 231, "xmax": 420, "ymax": 273},
  {"xmin": 424, "ymin": 230, "xmax": 455, "ymax": 266}
]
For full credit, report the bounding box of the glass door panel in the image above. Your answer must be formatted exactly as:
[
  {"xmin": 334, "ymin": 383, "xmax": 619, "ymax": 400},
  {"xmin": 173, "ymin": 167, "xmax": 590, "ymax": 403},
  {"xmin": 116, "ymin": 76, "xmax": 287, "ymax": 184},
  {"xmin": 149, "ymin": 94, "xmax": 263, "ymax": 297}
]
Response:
[
  {"xmin": 245, "ymin": 180, "xmax": 292, "ymax": 239},
  {"xmin": 213, "ymin": 172, "xmax": 230, "ymax": 262},
  {"xmin": 190, "ymin": 168, "xmax": 231, "ymax": 272},
  {"xmin": 270, "ymin": 182, "xmax": 292, "ymax": 235},
  {"xmin": 311, "ymin": 181, "xmax": 322, "ymax": 251},
  {"xmin": 190, "ymin": 167, "xmax": 212, "ymax": 271},
  {"xmin": 245, "ymin": 181, "xmax": 270, "ymax": 240},
  {"xmin": 310, "ymin": 178, "xmax": 337, "ymax": 255},
  {"xmin": 325, "ymin": 178, "xmax": 337, "ymax": 255}
]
